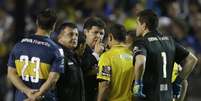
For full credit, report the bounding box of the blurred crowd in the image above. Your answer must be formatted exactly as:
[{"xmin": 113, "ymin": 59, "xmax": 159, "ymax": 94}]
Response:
[{"xmin": 0, "ymin": 0, "xmax": 201, "ymax": 101}]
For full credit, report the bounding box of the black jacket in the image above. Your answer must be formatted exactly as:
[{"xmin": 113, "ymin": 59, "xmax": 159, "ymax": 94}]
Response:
[
  {"xmin": 80, "ymin": 45, "xmax": 98, "ymax": 101},
  {"xmin": 57, "ymin": 46, "xmax": 85, "ymax": 101}
]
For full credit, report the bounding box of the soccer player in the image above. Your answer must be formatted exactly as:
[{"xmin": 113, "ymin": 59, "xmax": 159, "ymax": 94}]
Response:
[
  {"xmin": 7, "ymin": 9, "xmax": 64, "ymax": 101},
  {"xmin": 55, "ymin": 22, "xmax": 85, "ymax": 101},
  {"xmin": 133, "ymin": 9, "xmax": 197, "ymax": 101},
  {"xmin": 97, "ymin": 23, "xmax": 134, "ymax": 101},
  {"xmin": 81, "ymin": 17, "xmax": 106, "ymax": 101}
]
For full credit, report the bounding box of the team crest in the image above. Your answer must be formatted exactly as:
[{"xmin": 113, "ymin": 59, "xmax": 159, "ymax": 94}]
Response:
[{"xmin": 102, "ymin": 66, "xmax": 111, "ymax": 77}]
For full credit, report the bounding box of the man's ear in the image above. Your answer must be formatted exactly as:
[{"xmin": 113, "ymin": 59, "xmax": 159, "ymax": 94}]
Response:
[{"xmin": 142, "ymin": 23, "xmax": 147, "ymax": 30}]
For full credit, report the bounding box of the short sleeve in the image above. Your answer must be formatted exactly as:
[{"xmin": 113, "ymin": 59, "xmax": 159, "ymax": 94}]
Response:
[
  {"xmin": 7, "ymin": 46, "xmax": 16, "ymax": 68},
  {"xmin": 132, "ymin": 39, "xmax": 147, "ymax": 64},
  {"xmin": 97, "ymin": 53, "xmax": 111, "ymax": 81},
  {"xmin": 51, "ymin": 48, "xmax": 64, "ymax": 73},
  {"xmin": 175, "ymin": 43, "xmax": 189, "ymax": 64},
  {"xmin": 133, "ymin": 39, "xmax": 147, "ymax": 57}
]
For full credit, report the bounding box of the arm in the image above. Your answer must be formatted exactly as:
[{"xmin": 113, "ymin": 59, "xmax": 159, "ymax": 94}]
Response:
[
  {"xmin": 32, "ymin": 48, "xmax": 64, "ymax": 100},
  {"xmin": 97, "ymin": 81, "xmax": 110, "ymax": 101},
  {"xmin": 134, "ymin": 54, "xmax": 146, "ymax": 81},
  {"xmin": 175, "ymin": 80, "xmax": 188, "ymax": 101},
  {"xmin": 7, "ymin": 67, "xmax": 36, "ymax": 98},
  {"xmin": 173, "ymin": 53, "xmax": 197, "ymax": 99},
  {"xmin": 174, "ymin": 43, "xmax": 198, "ymax": 80},
  {"xmin": 173, "ymin": 43, "xmax": 197, "ymax": 99},
  {"xmin": 178, "ymin": 52, "xmax": 197, "ymax": 80},
  {"xmin": 132, "ymin": 40, "xmax": 147, "ymax": 81},
  {"xmin": 97, "ymin": 53, "xmax": 111, "ymax": 101},
  {"xmin": 172, "ymin": 64, "xmax": 188, "ymax": 101},
  {"xmin": 132, "ymin": 42, "xmax": 147, "ymax": 97},
  {"xmin": 34, "ymin": 72, "xmax": 60, "ymax": 97},
  {"xmin": 133, "ymin": 54, "xmax": 146, "ymax": 98}
]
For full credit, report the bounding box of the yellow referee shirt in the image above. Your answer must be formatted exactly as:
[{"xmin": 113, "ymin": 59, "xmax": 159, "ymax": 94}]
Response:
[{"xmin": 97, "ymin": 45, "xmax": 134, "ymax": 101}]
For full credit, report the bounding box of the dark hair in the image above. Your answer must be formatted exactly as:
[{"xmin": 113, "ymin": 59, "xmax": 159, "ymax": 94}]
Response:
[
  {"xmin": 137, "ymin": 9, "xmax": 158, "ymax": 31},
  {"xmin": 83, "ymin": 17, "xmax": 106, "ymax": 30},
  {"xmin": 51, "ymin": 22, "xmax": 77, "ymax": 41},
  {"xmin": 77, "ymin": 32, "xmax": 86, "ymax": 47},
  {"xmin": 107, "ymin": 23, "xmax": 126, "ymax": 42},
  {"xmin": 127, "ymin": 30, "xmax": 137, "ymax": 40},
  {"xmin": 37, "ymin": 8, "xmax": 57, "ymax": 30},
  {"xmin": 57, "ymin": 22, "xmax": 77, "ymax": 34}
]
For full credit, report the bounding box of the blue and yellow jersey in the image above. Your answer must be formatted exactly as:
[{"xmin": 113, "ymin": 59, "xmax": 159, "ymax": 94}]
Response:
[
  {"xmin": 7, "ymin": 35, "xmax": 64, "ymax": 100},
  {"xmin": 97, "ymin": 45, "xmax": 134, "ymax": 101}
]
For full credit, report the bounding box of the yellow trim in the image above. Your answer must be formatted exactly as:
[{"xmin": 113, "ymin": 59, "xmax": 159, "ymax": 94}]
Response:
[
  {"xmin": 172, "ymin": 63, "xmax": 180, "ymax": 83},
  {"xmin": 15, "ymin": 60, "xmax": 50, "ymax": 79},
  {"xmin": 97, "ymin": 75, "xmax": 110, "ymax": 81}
]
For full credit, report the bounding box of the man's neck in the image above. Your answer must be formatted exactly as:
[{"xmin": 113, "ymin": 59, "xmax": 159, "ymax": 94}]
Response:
[
  {"xmin": 110, "ymin": 40, "xmax": 124, "ymax": 48},
  {"xmin": 87, "ymin": 42, "xmax": 94, "ymax": 50},
  {"xmin": 35, "ymin": 27, "xmax": 50, "ymax": 36},
  {"xmin": 58, "ymin": 40, "xmax": 71, "ymax": 50},
  {"xmin": 142, "ymin": 29, "xmax": 150, "ymax": 37}
]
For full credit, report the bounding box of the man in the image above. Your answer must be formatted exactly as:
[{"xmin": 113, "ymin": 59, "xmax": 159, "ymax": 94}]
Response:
[
  {"xmin": 55, "ymin": 22, "xmax": 85, "ymax": 101},
  {"xmin": 97, "ymin": 23, "xmax": 134, "ymax": 101},
  {"xmin": 133, "ymin": 9, "xmax": 197, "ymax": 101},
  {"xmin": 130, "ymin": 30, "xmax": 188, "ymax": 101},
  {"xmin": 7, "ymin": 9, "xmax": 64, "ymax": 101},
  {"xmin": 81, "ymin": 17, "xmax": 106, "ymax": 101}
]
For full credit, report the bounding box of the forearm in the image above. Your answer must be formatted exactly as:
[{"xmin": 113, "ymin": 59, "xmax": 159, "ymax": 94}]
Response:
[
  {"xmin": 135, "ymin": 64, "xmax": 145, "ymax": 81},
  {"xmin": 7, "ymin": 67, "xmax": 30, "ymax": 93},
  {"xmin": 179, "ymin": 53, "xmax": 197, "ymax": 80},
  {"xmin": 97, "ymin": 81, "xmax": 110, "ymax": 101},
  {"xmin": 38, "ymin": 72, "xmax": 60, "ymax": 96},
  {"xmin": 134, "ymin": 55, "xmax": 146, "ymax": 81},
  {"xmin": 177, "ymin": 80, "xmax": 188, "ymax": 101}
]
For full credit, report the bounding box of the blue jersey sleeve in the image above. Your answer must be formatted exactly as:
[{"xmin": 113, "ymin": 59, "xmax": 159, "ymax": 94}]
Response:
[{"xmin": 51, "ymin": 48, "xmax": 64, "ymax": 73}]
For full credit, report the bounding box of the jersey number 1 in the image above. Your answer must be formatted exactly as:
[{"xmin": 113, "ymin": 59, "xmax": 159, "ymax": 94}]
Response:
[
  {"xmin": 161, "ymin": 52, "xmax": 167, "ymax": 78},
  {"xmin": 20, "ymin": 55, "xmax": 40, "ymax": 83}
]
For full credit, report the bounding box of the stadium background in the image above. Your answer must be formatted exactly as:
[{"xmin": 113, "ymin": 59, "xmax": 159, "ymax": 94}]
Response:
[{"xmin": 0, "ymin": 0, "xmax": 200, "ymax": 101}]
